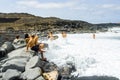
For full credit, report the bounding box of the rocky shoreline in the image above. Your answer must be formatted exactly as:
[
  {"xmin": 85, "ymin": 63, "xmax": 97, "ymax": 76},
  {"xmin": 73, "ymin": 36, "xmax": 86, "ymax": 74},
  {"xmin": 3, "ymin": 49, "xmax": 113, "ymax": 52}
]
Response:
[
  {"xmin": 0, "ymin": 41, "xmax": 119, "ymax": 80},
  {"xmin": 0, "ymin": 42, "xmax": 76, "ymax": 80}
]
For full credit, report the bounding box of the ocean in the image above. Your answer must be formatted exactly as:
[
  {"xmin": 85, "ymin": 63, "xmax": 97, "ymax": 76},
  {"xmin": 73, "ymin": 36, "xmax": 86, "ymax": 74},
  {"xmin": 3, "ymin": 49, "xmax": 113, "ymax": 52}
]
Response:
[{"xmin": 42, "ymin": 32, "xmax": 120, "ymax": 79}]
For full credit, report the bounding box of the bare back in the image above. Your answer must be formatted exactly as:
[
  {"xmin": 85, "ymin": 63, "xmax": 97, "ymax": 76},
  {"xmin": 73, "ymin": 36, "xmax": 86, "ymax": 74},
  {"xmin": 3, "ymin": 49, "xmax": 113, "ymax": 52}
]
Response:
[
  {"xmin": 26, "ymin": 35, "xmax": 38, "ymax": 51},
  {"xmin": 62, "ymin": 32, "xmax": 67, "ymax": 38}
]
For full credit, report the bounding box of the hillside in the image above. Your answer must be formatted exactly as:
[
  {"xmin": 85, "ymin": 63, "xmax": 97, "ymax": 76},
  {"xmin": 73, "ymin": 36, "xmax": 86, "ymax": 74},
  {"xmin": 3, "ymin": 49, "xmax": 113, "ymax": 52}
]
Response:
[
  {"xmin": 95, "ymin": 23, "xmax": 120, "ymax": 28},
  {"xmin": 0, "ymin": 13, "xmax": 94, "ymax": 33},
  {"xmin": 94, "ymin": 23, "xmax": 120, "ymax": 32}
]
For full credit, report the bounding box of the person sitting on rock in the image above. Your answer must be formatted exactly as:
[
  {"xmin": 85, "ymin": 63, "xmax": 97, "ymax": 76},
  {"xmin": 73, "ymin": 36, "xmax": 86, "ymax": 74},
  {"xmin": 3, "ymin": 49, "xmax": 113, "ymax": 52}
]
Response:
[
  {"xmin": 26, "ymin": 34, "xmax": 46, "ymax": 61},
  {"xmin": 13, "ymin": 35, "xmax": 21, "ymax": 44},
  {"xmin": 24, "ymin": 33, "xmax": 30, "ymax": 44}
]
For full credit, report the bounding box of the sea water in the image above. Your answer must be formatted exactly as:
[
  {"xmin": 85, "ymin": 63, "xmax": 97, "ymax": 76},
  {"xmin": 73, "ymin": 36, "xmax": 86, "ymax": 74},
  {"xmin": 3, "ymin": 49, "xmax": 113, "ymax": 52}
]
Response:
[{"xmin": 44, "ymin": 32, "xmax": 120, "ymax": 79}]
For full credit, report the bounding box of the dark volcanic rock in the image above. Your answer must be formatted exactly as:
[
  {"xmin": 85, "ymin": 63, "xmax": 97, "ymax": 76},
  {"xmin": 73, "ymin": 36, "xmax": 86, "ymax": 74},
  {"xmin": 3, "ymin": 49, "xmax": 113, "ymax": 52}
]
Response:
[
  {"xmin": 2, "ymin": 63, "xmax": 25, "ymax": 72},
  {"xmin": 71, "ymin": 76, "xmax": 119, "ymax": 80},
  {"xmin": 0, "ymin": 41, "xmax": 15, "ymax": 58},
  {"xmin": 42, "ymin": 62, "xmax": 58, "ymax": 72},
  {"xmin": 0, "ymin": 47, "xmax": 7, "ymax": 58},
  {"xmin": 1, "ymin": 41, "xmax": 15, "ymax": 53}
]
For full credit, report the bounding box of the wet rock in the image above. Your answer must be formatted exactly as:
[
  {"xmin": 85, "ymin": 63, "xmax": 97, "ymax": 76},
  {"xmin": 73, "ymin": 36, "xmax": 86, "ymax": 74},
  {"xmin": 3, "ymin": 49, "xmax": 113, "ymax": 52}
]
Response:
[
  {"xmin": 9, "ymin": 77, "xmax": 24, "ymax": 80},
  {"xmin": 61, "ymin": 75, "xmax": 71, "ymax": 80},
  {"xmin": 35, "ymin": 76, "xmax": 45, "ymax": 80},
  {"xmin": 59, "ymin": 64, "xmax": 76, "ymax": 76},
  {"xmin": 58, "ymin": 61, "xmax": 76, "ymax": 80},
  {"xmin": 2, "ymin": 69, "xmax": 21, "ymax": 80},
  {"xmin": 6, "ymin": 56, "xmax": 30, "ymax": 62},
  {"xmin": 1, "ymin": 41, "xmax": 15, "ymax": 53},
  {"xmin": 2, "ymin": 62, "xmax": 25, "ymax": 72},
  {"xmin": 66, "ymin": 61, "xmax": 76, "ymax": 73},
  {"xmin": 70, "ymin": 76, "xmax": 119, "ymax": 80},
  {"xmin": 42, "ymin": 62, "xmax": 58, "ymax": 72},
  {"xmin": 43, "ymin": 43, "xmax": 49, "ymax": 49},
  {"xmin": 2, "ymin": 56, "xmax": 29, "ymax": 72},
  {"xmin": 0, "ymin": 73, "xmax": 2, "ymax": 78},
  {"xmin": 21, "ymin": 67, "xmax": 42, "ymax": 80},
  {"xmin": 1, "ymin": 56, "xmax": 29, "ymax": 63},
  {"xmin": 0, "ymin": 47, "xmax": 7, "ymax": 58},
  {"xmin": 58, "ymin": 66, "xmax": 71, "ymax": 80},
  {"xmin": 25, "ymin": 56, "xmax": 41, "ymax": 70}
]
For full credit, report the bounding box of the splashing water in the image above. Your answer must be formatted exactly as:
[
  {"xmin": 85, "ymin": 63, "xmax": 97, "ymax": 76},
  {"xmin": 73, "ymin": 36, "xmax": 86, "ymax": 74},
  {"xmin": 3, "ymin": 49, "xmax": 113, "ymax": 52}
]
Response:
[{"xmin": 43, "ymin": 33, "xmax": 120, "ymax": 79}]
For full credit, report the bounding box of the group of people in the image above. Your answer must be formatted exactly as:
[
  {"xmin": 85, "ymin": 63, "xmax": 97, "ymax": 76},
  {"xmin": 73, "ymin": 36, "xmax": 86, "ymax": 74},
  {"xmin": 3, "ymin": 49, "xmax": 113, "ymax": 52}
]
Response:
[
  {"xmin": 48, "ymin": 31, "xmax": 67, "ymax": 40},
  {"xmin": 13, "ymin": 32, "xmax": 96, "ymax": 61},
  {"xmin": 13, "ymin": 31, "xmax": 67, "ymax": 61}
]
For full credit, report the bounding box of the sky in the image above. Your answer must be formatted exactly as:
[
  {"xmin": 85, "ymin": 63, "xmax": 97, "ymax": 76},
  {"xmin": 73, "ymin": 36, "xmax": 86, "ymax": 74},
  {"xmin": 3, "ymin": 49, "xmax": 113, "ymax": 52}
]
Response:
[{"xmin": 0, "ymin": 0, "xmax": 120, "ymax": 24}]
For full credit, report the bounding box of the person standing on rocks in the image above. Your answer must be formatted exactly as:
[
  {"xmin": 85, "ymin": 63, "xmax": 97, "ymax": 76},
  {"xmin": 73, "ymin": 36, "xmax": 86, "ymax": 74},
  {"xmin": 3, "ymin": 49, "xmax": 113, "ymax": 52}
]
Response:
[{"xmin": 26, "ymin": 34, "xmax": 46, "ymax": 61}]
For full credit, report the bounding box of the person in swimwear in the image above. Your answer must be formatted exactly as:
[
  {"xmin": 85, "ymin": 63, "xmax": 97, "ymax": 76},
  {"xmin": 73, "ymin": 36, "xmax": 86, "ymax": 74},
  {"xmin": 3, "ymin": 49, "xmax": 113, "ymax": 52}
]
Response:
[
  {"xmin": 26, "ymin": 34, "xmax": 46, "ymax": 61},
  {"xmin": 48, "ymin": 32, "xmax": 54, "ymax": 40},
  {"xmin": 24, "ymin": 33, "xmax": 30, "ymax": 44},
  {"xmin": 93, "ymin": 33, "xmax": 96, "ymax": 39},
  {"xmin": 61, "ymin": 31, "xmax": 67, "ymax": 38}
]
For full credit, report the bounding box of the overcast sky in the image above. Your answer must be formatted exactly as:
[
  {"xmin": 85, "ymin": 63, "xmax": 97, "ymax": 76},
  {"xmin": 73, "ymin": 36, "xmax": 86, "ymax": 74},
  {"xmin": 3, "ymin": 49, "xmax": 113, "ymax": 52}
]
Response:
[{"xmin": 0, "ymin": 0, "xmax": 120, "ymax": 23}]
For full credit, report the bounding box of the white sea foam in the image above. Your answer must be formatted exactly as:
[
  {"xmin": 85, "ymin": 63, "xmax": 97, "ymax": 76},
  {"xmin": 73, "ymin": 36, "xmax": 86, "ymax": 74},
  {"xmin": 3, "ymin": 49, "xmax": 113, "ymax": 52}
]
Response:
[{"xmin": 44, "ymin": 32, "xmax": 120, "ymax": 79}]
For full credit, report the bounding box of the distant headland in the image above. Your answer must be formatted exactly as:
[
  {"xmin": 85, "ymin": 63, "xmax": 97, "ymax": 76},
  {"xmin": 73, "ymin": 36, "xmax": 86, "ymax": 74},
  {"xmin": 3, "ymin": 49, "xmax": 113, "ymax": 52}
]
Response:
[{"xmin": 0, "ymin": 13, "xmax": 120, "ymax": 33}]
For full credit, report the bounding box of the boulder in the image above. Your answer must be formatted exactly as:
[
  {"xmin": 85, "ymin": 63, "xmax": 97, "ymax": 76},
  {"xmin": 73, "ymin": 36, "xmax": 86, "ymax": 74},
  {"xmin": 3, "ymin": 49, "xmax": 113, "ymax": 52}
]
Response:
[
  {"xmin": 2, "ymin": 63, "xmax": 25, "ymax": 72},
  {"xmin": 66, "ymin": 61, "xmax": 76, "ymax": 73},
  {"xmin": 0, "ymin": 73, "xmax": 2, "ymax": 78},
  {"xmin": 21, "ymin": 67, "xmax": 42, "ymax": 80},
  {"xmin": 61, "ymin": 75, "xmax": 71, "ymax": 80},
  {"xmin": 2, "ymin": 69, "xmax": 21, "ymax": 80},
  {"xmin": 0, "ymin": 41, "xmax": 15, "ymax": 58},
  {"xmin": 25, "ymin": 56, "xmax": 41, "ymax": 70},
  {"xmin": 35, "ymin": 76, "xmax": 45, "ymax": 80},
  {"xmin": 59, "ymin": 61, "xmax": 76, "ymax": 75},
  {"xmin": 42, "ymin": 62, "xmax": 58, "ymax": 72},
  {"xmin": 2, "ymin": 56, "xmax": 29, "ymax": 72},
  {"xmin": 70, "ymin": 76, "xmax": 120, "ymax": 80},
  {"xmin": 1, "ymin": 41, "xmax": 15, "ymax": 53},
  {"xmin": 43, "ymin": 70, "xmax": 58, "ymax": 80},
  {"xmin": 58, "ymin": 61, "xmax": 76, "ymax": 80},
  {"xmin": 0, "ymin": 47, "xmax": 7, "ymax": 58},
  {"xmin": 7, "ymin": 56, "xmax": 30, "ymax": 62}
]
